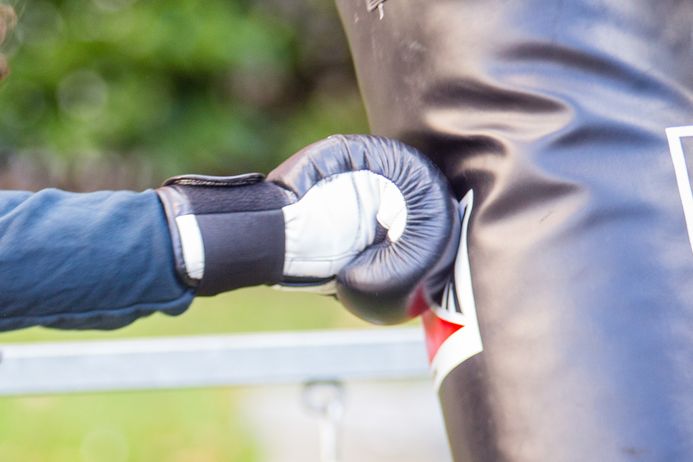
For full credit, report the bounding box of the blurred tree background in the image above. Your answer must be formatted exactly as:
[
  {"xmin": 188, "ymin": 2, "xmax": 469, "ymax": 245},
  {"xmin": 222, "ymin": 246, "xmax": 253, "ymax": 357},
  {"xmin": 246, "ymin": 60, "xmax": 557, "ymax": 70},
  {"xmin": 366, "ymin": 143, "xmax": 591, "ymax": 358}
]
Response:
[
  {"xmin": 0, "ymin": 0, "xmax": 368, "ymax": 190},
  {"xmin": 0, "ymin": 1, "xmax": 381, "ymax": 461}
]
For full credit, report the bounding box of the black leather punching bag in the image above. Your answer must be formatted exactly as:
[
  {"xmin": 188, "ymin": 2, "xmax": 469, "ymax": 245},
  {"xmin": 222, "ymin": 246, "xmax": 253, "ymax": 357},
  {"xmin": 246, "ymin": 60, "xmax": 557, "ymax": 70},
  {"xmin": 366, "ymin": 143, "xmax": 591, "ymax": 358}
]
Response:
[{"xmin": 335, "ymin": 1, "xmax": 693, "ymax": 460}]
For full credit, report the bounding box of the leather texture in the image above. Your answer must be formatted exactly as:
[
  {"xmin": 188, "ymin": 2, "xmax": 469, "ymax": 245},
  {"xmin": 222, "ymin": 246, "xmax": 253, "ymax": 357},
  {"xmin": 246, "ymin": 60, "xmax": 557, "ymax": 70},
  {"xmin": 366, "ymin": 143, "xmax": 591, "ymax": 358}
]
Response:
[
  {"xmin": 158, "ymin": 135, "xmax": 458, "ymax": 323},
  {"xmin": 336, "ymin": 0, "xmax": 693, "ymax": 460},
  {"xmin": 157, "ymin": 175, "xmax": 291, "ymax": 295},
  {"xmin": 280, "ymin": 169, "xmax": 407, "ymax": 279},
  {"xmin": 269, "ymin": 134, "xmax": 459, "ymax": 324}
]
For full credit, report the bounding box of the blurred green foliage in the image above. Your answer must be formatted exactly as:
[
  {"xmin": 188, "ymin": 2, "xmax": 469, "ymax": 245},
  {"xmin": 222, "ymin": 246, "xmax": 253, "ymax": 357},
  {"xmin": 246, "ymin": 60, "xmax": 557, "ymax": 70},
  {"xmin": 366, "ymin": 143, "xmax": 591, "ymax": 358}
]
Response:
[
  {"xmin": 0, "ymin": 1, "xmax": 377, "ymax": 461},
  {"xmin": 0, "ymin": 0, "xmax": 368, "ymax": 187}
]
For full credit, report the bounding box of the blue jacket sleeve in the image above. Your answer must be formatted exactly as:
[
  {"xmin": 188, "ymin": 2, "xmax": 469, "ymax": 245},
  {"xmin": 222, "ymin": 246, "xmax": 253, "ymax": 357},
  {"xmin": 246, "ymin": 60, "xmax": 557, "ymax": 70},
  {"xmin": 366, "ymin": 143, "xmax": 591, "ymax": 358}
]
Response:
[{"xmin": 0, "ymin": 188, "xmax": 195, "ymax": 331}]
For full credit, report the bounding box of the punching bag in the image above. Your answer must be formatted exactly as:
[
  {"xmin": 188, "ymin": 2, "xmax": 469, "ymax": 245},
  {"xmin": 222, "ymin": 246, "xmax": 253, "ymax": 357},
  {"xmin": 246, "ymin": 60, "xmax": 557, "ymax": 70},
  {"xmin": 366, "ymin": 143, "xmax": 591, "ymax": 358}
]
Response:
[{"xmin": 335, "ymin": 1, "xmax": 693, "ymax": 460}]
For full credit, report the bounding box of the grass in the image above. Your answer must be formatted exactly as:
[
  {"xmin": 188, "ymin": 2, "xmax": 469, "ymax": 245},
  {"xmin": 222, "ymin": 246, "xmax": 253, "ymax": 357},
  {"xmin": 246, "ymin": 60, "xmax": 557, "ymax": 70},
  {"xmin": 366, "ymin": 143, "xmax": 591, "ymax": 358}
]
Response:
[{"xmin": 0, "ymin": 287, "xmax": 378, "ymax": 461}]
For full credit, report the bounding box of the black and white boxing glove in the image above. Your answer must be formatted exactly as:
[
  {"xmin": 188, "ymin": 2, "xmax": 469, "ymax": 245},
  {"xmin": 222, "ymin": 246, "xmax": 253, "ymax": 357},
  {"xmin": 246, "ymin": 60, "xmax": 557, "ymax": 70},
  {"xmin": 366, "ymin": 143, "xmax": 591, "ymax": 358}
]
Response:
[{"xmin": 156, "ymin": 135, "xmax": 459, "ymax": 324}]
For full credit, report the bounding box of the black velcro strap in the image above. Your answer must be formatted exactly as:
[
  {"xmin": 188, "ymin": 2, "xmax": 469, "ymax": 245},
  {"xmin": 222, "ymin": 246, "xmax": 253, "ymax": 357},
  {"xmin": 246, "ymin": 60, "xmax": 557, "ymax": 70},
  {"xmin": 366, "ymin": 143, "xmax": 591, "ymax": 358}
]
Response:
[
  {"xmin": 176, "ymin": 180, "xmax": 292, "ymax": 215},
  {"xmin": 196, "ymin": 209, "xmax": 286, "ymax": 296},
  {"xmin": 157, "ymin": 176, "xmax": 293, "ymax": 295}
]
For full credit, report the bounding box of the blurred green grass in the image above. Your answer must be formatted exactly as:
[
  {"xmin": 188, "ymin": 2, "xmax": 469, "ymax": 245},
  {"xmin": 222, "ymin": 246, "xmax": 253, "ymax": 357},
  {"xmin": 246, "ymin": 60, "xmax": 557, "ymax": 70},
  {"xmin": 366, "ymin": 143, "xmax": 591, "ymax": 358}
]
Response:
[{"xmin": 0, "ymin": 289, "xmax": 379, "ymax": 461}]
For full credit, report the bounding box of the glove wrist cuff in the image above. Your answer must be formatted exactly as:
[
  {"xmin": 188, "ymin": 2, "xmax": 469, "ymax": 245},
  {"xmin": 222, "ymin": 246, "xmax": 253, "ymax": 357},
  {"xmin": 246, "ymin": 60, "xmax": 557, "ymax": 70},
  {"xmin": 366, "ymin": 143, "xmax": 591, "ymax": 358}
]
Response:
[{"xmin": 156, "ymin": 174, "xmax": 292, "ymax": 296}]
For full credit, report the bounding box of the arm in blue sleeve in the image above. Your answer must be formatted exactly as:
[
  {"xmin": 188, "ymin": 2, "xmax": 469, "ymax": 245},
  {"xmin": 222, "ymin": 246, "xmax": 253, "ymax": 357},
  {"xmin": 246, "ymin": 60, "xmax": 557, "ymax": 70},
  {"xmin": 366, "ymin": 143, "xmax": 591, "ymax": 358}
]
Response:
[{"xmin": 0, "ymin": 188, "xmax": 195, "ymax": 331}]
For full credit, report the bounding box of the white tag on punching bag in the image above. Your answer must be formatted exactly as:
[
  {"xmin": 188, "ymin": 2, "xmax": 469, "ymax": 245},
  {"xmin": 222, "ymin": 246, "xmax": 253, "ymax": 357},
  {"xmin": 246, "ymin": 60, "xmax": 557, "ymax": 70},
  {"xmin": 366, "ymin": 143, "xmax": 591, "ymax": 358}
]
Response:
[{"xmin": 424, "ymin": 190, "xmax": 484, "ymax": 391}]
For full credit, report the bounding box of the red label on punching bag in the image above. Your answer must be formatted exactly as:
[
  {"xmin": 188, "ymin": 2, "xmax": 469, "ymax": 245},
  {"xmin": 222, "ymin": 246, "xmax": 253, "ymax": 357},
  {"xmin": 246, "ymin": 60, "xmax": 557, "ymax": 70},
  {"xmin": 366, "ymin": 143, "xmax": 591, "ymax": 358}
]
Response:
[{"xmin": 422, "ymin": 310, "xmax": 463, "ymax": 362}]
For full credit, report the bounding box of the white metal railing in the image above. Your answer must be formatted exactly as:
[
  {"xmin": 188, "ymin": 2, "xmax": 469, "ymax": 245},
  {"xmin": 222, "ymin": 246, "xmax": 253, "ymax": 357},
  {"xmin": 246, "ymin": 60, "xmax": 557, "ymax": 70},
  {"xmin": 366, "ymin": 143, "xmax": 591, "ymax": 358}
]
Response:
[{"xmin": 0, "ymin": 328, "xmax": 429, "ymax": 396}]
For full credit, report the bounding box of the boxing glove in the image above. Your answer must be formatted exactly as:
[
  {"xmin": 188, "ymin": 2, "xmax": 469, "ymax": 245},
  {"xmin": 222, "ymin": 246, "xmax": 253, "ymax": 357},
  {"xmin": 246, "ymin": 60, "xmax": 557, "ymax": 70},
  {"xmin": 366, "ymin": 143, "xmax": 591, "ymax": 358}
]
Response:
[{"xmin": 156, "ymin": 134, "xmax": 459, "ymax": 324}]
